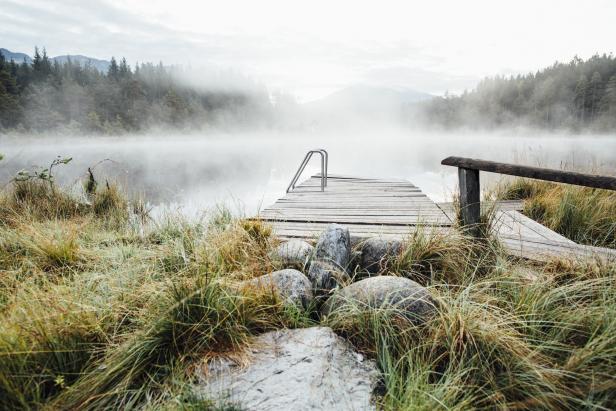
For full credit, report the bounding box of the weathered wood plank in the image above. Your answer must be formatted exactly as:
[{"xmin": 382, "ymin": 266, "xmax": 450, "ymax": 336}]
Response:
[
  {"xmin": 260, "ymin": 216, "xmax": 451, "ymax": 225},
  {"xmin": 441, "ymin": 156, "xmax": 616, "ymax": 191},
  {"xmin": 277, "ymin": 197, "xmax": 432, "ymax": 202},
  {"xmin": 499, "ymin": 236, "xmax": 616, "ymax": 263},
  {"xmin": 489, "ymin": 210, "xmax": 615, "ymax": 263},
  {"xmin": 268, "ymin": 173, "xmax": 486, "ymax": 240},
  {"xmin": 436, "ymin": 200, "xmax": 524, "ymax": 213},
  {"xmin": 260, "ymin": 173, "xmax": 451, "ymax": 240},
  {"xmin": 284, "ymin": 191, "xmax": 426, "ymax": 199},
  {"xmin": 458, "ymin": 167, "xmax": 480, "ymax": 233},
  {"xmin": 269, "ymin": 222, "xmax": 450, "ymax": 237},
  {"xmin": 262, "ymin": 209, "xmax": 448, "ymax": 216},
  {"xmin": 313, "ymin": 173, "xmax": 409, "ymax": 182},
  {"xmin": 496, "ymin": 210, "xmax": 575, "ymax": 244}
]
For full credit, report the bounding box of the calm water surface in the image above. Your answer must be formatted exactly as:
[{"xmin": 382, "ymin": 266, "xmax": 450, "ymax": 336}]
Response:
[{"xmin": 2, "ymin": 129, "xmax": 616, "ymax": 217}]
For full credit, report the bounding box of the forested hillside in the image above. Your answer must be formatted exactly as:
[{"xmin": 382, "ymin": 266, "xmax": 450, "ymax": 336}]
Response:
[
  {"xmin": 417, "ymin": 54, "xmax": 616, "ymax": 131},
  {"xmin": 0, "ymin": 47, "xmax": 271, "ymax": 133}
]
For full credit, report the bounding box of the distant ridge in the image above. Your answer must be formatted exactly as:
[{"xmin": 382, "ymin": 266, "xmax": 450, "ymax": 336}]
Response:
[
  {"xmin": 302, "ymin": 84, "xmax": 433, "ymax": 123},
  {"xmin": 0, "ymin": 48, "xmax": 32, "ymax": 64},
  {"xmin": 51, "ymin": 55, "xmax": 110, "ymax": 72},
  {"xmin": 305, "ymin": 85, "xmax": 432, "ymax": 112},
  {"xmin": 0, "ymin": 48, "xmax": 110, "ymax": 72},
  {"xmin": 311, "ymin": 85, "xmax": 432, "ymax": 106}
]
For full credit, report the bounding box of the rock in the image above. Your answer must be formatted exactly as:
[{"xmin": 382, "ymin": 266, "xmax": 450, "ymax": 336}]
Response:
[
  {"xmin": 269, "ymin": 240, "xmax": 314, "ymax": 270},
  {"xmin": 314, "ymin": 224, "xmax": 351, "ymax": 268},
  {"xmin": 243, "ymin": 269, "xmax": 313, "ymax": 309},
  {"xmin": 360, "ymin": 238, "xmax": 403, "ymax": 275},
  {"xmin": 321, "ymin": 276, "xmax": 437, "ymax": 323},
  {"xmin": 194, "ymin": 327, "xmax": 379, "ymax": 411},
  {"xmin": 307, "ymin": 260, "xmax": 351, "ymax": 297},
  {"xmin": 349, "ymin": 249, "xmax": 363, "ymax": 275},
  {"xmin": 307, "ymin": 224, "xmax": 351, "ymax": 295}
]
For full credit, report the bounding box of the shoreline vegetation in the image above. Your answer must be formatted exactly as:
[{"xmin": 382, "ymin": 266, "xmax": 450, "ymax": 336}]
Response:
[
  {"xmin": 2, "ymin": 48, "xmax": 616, "ymax": 134},
  {"xmin": 498, "ymin": 179, "xmax": 616, "ymax": 249},
  {"xmin": 0, "ymin": 163, "xmax": 615, "ymax": 409}
]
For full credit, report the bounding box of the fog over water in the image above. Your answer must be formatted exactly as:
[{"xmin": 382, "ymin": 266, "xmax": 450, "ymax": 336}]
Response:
[{"xmin": 2, "ymin": 129, "xmax": 616, "ymax": 218}]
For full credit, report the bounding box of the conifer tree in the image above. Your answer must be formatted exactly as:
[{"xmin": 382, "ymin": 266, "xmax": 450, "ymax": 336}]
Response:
[
  {"xmin": 119, "ymin": 57, "xmax": 131, "ymax": 79},
  {"xmin": 107, "ymin": 56, "xmax": 119, "ymax": 80},
  {"xmin": 574, "ymin": 74, "xmax": 589, "ymax": 122}
]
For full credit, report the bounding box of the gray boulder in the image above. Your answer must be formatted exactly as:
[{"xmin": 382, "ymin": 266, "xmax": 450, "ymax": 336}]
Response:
[
  {"xmin": 243, "ymin": 269, "xmax": 313, "ymax": 309},
  {"xmin": 314, "ymin": 224, "xmax": 351, "ymax": 267},
  {"xmin": 308, "ymin": 224, "xmax": 352, "ymax": 295},
  {"xmin": 307, "ymin": 260, "xmax": 351, "ymax": 297},
  {"xmin": 322, "ymin": 276, "xmax": 437, "ymax": 323},
  {"xmin": 359, "ymin": 238, "xmax": 403, "ymax": 275},
  {"xmin": 194, "ymin": 327, "xmax": 379, "ymax": 410},
  {"xmin": 269, "ymin": 239, "xmax": 314, "ymax": 270}
]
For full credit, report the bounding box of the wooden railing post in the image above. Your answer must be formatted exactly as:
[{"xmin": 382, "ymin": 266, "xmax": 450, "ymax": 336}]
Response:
[
  {"xmin": 458, "ymin": 167, "xmax": 480, "ymax": 235},
  {"xmin": 442, "ymin": 155, "xmax": 616, "ymax": 236}
]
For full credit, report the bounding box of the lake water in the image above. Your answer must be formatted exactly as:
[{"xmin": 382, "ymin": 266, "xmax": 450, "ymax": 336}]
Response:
[{"xmin": 2, "ymin": 128, "xmax": 616, "ymax": 218}]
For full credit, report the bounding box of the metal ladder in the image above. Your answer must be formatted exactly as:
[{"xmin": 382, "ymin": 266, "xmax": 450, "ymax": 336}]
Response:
[{"xmin": 286, "ymin": 149, "xmax": 328, "ymax": 193}]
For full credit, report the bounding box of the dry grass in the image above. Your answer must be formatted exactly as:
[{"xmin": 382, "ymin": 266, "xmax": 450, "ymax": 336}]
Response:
[
  {"xmin": 499, "ymin": 178, "xmax": 616, "ymax": 248},
  {"xmin": 0, "ymin": 177, "xmax": 615, "ymax": 410}
]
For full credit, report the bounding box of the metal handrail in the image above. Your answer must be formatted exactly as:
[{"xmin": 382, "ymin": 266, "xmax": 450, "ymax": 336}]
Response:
[{"xmin": 286, "ymin": 149, "xmax": 328, "ymax": 193}]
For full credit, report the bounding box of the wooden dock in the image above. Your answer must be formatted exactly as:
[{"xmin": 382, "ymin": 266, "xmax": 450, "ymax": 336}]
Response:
[
  {"xmin": 260, "ymin": 174, "xmax": 451, "ymax": 241},
  {"xmin": 438, "ymin": 202, "xmax": 616, "ymax": 263},
  {"xmin": 259, "ymin": 173, "xmax": 616, "ymax": 264}
]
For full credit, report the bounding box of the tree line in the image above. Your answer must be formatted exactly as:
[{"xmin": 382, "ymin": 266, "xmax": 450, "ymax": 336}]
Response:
[
  {"xmin": 0, "ymin": 47, "xmax": 271, "ymax": 133},
  {"xmin": 415, "ymin": 54, "xmax": 616, "ymax": 131}
]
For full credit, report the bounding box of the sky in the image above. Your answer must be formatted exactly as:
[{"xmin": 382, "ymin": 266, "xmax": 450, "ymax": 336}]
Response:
[{"xmin": 1, "ymin": 0, "xmax": 615, "ymax": 101}]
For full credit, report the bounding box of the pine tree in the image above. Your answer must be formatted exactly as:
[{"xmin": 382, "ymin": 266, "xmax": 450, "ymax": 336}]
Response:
[
  {"xmin": 601, "ymin": 75, "xmax": 616, "ymax": 115},
  {"xmin": 107, "ymin": 57, "xmax": 119, "ymax": 80},
  {"xmin": 31, "ymin": 46, "xmax": 42, "ymax": 78},
  {"xmin": 119, "ymin": 57, "xmax": 131, "ymax": 79},
  {"xmin": 0, "ymin": 52, "xmax": 20, "ymax": 127},
  {"xmin": 41, "ymin": 48, "xmax": 52, "ymax": 77},
  {"xmin": 31, "ymin": 46, "xmax": 52, "ymax": 82},
  {"xmin": 16, "ymin": 59, "xmax": 32, "ymax": 89},
  {"xmin": 574, "ymin": 74, "xmax": 589, "ymax": 123},
  {"xmin": 589, "ymin": 71, "xmax": 603, "ymax": 120}
]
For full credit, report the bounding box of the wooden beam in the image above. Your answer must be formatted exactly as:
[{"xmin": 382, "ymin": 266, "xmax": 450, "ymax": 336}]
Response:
[
  {"xmin": 458, "ymin": 167, "xmax": 480, "ymax": 234},
  {"xmin": 441, "ymin": 156, "xmax": 616, "ymax": 191}
]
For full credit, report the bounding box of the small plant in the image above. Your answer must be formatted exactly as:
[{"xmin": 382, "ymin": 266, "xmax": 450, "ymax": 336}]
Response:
[{"xmin": 14, "ymin": 156, "xmax": 72, "ymax": 190}]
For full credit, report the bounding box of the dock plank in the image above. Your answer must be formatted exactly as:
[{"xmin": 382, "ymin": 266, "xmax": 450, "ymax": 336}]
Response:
[
  {"xmin": 260, "ymin": 175, "xmax": 451, "ymax": 239},
  {"xmin": 259, "ymin": 174, "xmax": 616, "ymax": 265}
]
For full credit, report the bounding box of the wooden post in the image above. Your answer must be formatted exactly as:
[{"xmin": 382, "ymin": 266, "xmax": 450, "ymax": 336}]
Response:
[{"xmin": 458, "ymin": 167, "xmax": 480, "ymax": 235}]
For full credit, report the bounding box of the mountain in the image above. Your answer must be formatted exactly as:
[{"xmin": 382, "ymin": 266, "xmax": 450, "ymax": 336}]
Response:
[
  {"xmin": 0, "ymin": 48, "xmax": 110, "ymax": 72},
  {"xmin": 309, "ymin": 85, "xmax": 433, "ymax": 109},
  {"xmin": 52, "ymin": 55, "xmax": 110, "ymax": 72},
  {"xmin": 302, "ymin": 85, "xmax": 433, "ymax": 125},
  {"xmin": 0, "ymin": 48, "xmax": 32, "ymax": 64}
]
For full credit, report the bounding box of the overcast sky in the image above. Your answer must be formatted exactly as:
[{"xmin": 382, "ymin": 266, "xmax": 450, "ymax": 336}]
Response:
[{"xmin": 2, "ymin": 0, "xmax": 615, "ymax": 101}]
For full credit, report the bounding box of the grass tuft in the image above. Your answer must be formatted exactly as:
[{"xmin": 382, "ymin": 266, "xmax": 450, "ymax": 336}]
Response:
[
  {"xmin": 1, "ymin": 173, "xmax": 615, "ymax": 410},
  {"xmin": 499, "ymin": 178, "xmax": 616, "ymax": 248}
]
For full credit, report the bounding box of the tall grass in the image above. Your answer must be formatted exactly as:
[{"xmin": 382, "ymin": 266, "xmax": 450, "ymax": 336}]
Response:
[
  {"xmin": 499, "ymin": 178, "xmax": 616, "ymax": 248},
  {"xmin": 326, "ymin": 247, "xmax": 616, "ymax": 410},
  {"xmin": 0, "ymin": 176, "xmax": 615, "ymax": 410},
  {"xmin": 52, "ymin": 279, "xmax": 305, "ymax": 410}
]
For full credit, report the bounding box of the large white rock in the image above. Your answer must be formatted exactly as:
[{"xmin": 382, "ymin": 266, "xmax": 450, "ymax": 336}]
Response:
[{"xmin": 194, "ymin": 327, "xmax": 380, "ymax": 411}]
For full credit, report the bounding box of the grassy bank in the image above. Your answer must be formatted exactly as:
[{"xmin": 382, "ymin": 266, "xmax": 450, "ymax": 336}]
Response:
[
  {"xmin": 0, "ymin": 177, "xmax": 615, "ymax": 410},
  {"xmin": 498, "ymin": 178, "xmax": 616, "ymax": 248}
]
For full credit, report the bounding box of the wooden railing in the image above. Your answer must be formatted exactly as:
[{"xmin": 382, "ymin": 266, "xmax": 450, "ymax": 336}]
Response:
[{"xmin": 441, "ymin": 156, "xmax": 616, "ymax": 233}]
